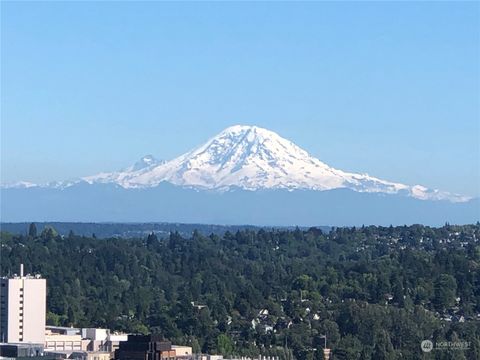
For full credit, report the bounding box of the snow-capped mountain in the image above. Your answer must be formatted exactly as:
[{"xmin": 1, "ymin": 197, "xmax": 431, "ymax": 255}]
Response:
[
  {"xmin": 82, "ymin": 155, "xmax": 165, "ymax": 186},
  {"xmin": 3, "ymin": 125, "xmax": 469, "ymax": 202},
  {"xmin": 3, "ymin": 125, "xmax": 477, "ymax": 225},
  {"xmin": 77, "ymin": 125, "xmax": 466, "ymax": 202}
]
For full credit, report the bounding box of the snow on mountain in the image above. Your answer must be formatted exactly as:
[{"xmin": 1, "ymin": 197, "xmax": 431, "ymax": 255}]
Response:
[
  {"xmin": 1, "ymin": 181, "xmax": 38, "ymax": 189},
  {"xmin": 78, "ymin": 125, "xmax": 468, "ymax": 202},
  {"xmin": 3, "ymin": 125, "xmax": 470, "ymax": 202},
  {"xmin": 130, "ymin": 155, "xmax": 162, "ymax": 171},
  {"xmin": 82, "ymin": 155, "xmax": 165, "ymax": 185}
]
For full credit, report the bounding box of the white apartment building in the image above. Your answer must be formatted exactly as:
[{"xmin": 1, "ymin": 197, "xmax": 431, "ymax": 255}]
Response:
[{"xmin": 0, "ymin": 264, "xmax": 46, "ymax": 344}]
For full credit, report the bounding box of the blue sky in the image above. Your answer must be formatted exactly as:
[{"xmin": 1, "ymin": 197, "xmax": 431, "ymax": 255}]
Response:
[{"xmin": 1, "ymin": 2, "xmax": 479, "ymax": 197}]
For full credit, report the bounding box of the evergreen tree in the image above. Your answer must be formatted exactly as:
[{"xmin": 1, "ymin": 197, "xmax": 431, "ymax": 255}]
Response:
[
  {"xmin": 433, "ymin": 274, "xmax": 457, "ymax": 312},
  {"xmin": 28, "ymin": 222, "xmax": 37, "ymax": 237},
  {"xmin": 147, "ymin": 232, "xmax": 159, "ymax": 247}
]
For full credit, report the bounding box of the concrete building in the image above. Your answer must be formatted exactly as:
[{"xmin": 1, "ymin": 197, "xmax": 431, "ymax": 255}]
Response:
[
  {"xmin": 44, "ymin": 350, "xmax": 111, "ymax": 360},
  {"xmin": 0, "ymin": 342, "xmax": 45, "ymax": 357},
  {"xmin": 194, "ymin": 356, "xmax": 223, "ymax": 360},
  {"xmin": 44, "ymin": 327, "xmax": 128, "ymax": 354},
  {"xmin": 44, "ymin": 334, "xmax": 84, "ymax": 352},
  {"xmin": 44, "ymin": 326, "xmax": 86, "ymax": 352},
  {"xmin": 106, "ymin": 334, "xmax": 128, "ymax": 354},
  {"xmin": 71, "ymin": 351, "xmax": 111, "ymax": 360},
  {"xmin": 0, "ymin": 264, "xmax": 46, "ymax": 344},
  {"xmin": 171, "ymin": 345, "xmax": 192, "ymax": 357},
  {"xmin": 80, "ymin": 328, "xmax": 128, "ymax": 353},
  {"xmin": 81, "ymin": 329, "xmax": 108, "ymax": 343},
  {"xmin": 46, "ymin": 327, "xmax": 82, "ymax": 336},
  {"xmin": 114, "ymin": 335, "xmax": 175, "ymax": 360}
]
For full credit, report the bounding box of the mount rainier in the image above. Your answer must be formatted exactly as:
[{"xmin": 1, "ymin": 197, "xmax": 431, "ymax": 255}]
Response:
[
  {"xmin": 38, "ymin": 125, "xmax": 468, "ymax": 202},
  {"xmin": 2, "ymin": 125, "xmax": 477, "ymax": 225}
]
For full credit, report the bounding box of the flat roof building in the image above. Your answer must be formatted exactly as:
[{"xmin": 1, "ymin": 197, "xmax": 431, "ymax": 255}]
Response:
[
  {"xmin": 0, "ymin": 264, "xmax": 46, "ymax": 344},
  {"xmin": 172, "ymin": 345, "xmax": 192, "ymax": 357},
  {"xmin": 0, "ymin": 342, "xmax": 44, "ymax": 357},
  {"xmin": 114, "ymin": 335, "xmax": 175, "ymax": 360}
]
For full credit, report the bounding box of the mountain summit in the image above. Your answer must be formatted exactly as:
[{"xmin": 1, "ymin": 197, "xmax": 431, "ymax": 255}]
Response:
[
  {"xmin": 79, "ymin": 125, "xmax": 467, "ymax": 202},
  {"xmin": 3, "ymin": 125, "xmax": 476, "ymax": 224}
]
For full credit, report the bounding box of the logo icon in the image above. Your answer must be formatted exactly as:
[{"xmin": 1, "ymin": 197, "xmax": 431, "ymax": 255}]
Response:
[{"xmin": 421, "ymin": 340, "xmax": 434, "ymax": 353}]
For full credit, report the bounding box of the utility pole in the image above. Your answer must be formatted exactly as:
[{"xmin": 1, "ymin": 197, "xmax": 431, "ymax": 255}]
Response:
[{"xmin": 319, "ymin": 335, "xmax": 330, "ymax": 360}]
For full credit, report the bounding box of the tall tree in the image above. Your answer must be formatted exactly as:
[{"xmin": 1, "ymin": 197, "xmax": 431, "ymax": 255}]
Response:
[{"xmin": 28, "ymin": 222, "xmax": 37, "ymax": 237}]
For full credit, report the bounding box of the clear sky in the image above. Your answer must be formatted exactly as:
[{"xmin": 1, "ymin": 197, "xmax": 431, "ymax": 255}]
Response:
[{"xmin": 1, "ymin": 1, "xmax": 479, "ymax": 197}]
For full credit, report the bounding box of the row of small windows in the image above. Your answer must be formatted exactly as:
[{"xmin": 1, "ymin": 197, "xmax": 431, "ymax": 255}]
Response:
[
  {"xmin": 19, "ymin": 297, "xmax": 23, "ymax": 341},
  {"xmin": 2, "ymin": 284, "xmax": 27, "ymax": 341},
  {"xmin": 19, "ymin": 287, "xmax": 24, "ymax": 325}
]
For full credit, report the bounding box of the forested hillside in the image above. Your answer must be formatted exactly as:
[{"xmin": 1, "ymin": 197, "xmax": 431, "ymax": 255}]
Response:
[{"xmin": 2, "ymin": 224, "xmax": 480, "ymax": 359}]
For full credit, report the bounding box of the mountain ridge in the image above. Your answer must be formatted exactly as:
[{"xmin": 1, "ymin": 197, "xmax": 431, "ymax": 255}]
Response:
[
  {"xmin": 2, "ymin": 182, "xmax": 478, "ymax": 225},
  {"xmin": 2, "ymin": 125, "xmax": 470, "ymax": 203}
]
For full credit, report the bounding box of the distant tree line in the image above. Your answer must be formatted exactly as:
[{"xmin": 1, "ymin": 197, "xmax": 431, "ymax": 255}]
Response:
[{"xmin": 1, "ymin": 222, "xmax": 292, "ymax": 239}]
